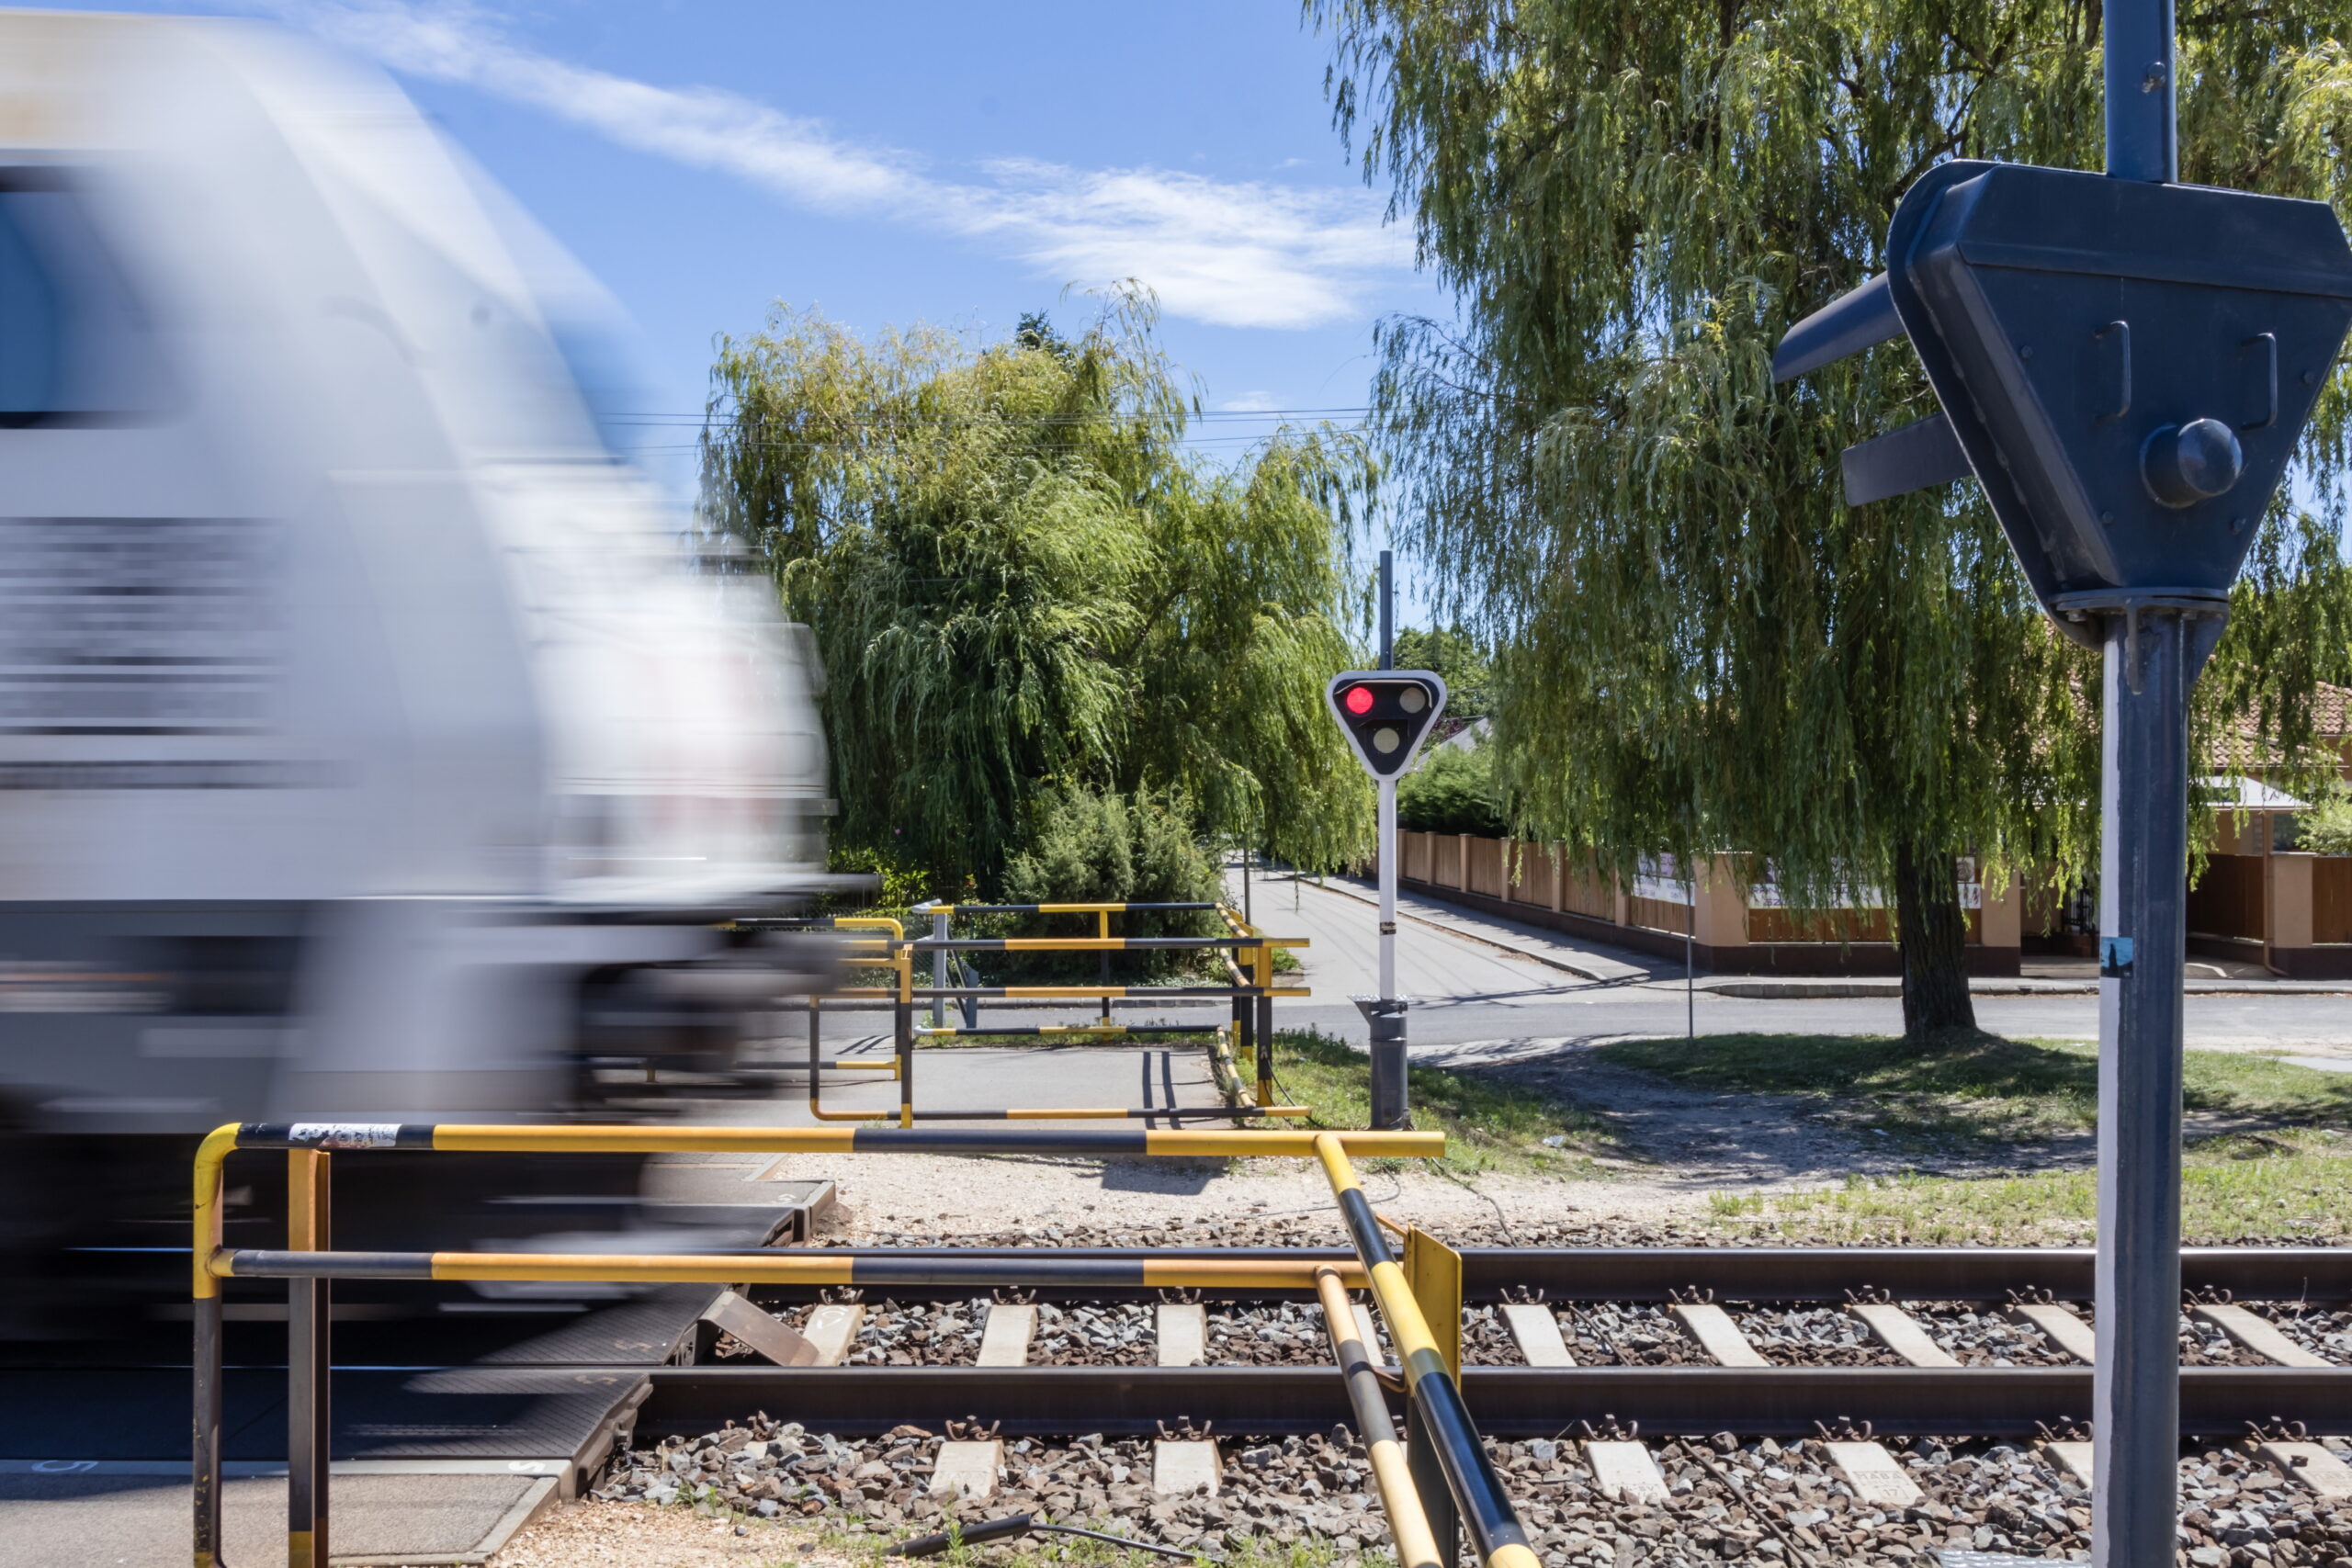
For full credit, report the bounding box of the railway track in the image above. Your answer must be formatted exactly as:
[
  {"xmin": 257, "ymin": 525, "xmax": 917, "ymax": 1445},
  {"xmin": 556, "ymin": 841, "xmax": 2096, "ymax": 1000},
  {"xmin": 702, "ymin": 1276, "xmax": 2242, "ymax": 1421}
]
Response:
[
  {"xmin": 632, "ymin": 1245, "xmax": 2352, "ymax": 1439},
  {"xmin": 573, "ymin": 1243, "xmax": 2352, "ymax": 1568},
  {"xmin": 163, "ymin": 1124, "xmax": 2352, "ymax": 1568}
]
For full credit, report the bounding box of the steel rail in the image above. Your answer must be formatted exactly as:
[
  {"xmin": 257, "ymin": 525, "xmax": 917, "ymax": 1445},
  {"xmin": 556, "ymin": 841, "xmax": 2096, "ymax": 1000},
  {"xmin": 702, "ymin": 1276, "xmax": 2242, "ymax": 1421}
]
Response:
[
  {"xmin": 630, "ymin": 1363, "xmax": 2352, "ymax": 1440},
  {"xmin": 726, "ymin": 1246, "xmax": 2352, "ymax": 1303}
]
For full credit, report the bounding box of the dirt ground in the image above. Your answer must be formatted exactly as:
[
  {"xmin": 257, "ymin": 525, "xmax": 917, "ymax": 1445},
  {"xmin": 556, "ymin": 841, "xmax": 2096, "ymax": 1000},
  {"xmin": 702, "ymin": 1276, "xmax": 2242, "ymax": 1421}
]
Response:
[{"xmin": 494, "ymin": 1500, "xmax": 850, "ymax": 1567}]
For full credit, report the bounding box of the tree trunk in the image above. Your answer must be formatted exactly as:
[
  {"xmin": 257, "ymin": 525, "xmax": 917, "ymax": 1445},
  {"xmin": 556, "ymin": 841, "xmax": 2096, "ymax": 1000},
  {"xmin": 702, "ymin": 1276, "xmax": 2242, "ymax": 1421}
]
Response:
[{"xmin": 1892, "ymin": 840, "xmax": 1977, "ymax": 1038}]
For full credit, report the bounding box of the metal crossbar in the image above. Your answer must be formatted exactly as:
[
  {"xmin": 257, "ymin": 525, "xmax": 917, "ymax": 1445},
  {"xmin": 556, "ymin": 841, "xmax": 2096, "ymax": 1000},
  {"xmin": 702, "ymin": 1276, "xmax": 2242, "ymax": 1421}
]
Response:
[
  {"xmin": 189, "ymin": 1122, "xmax": 1444, "ymax": 1568},
  {"xmin": 1316, "ymin": 1134, "xmax": 1541, "ymax": 1568},
  {"xmin": 810, "ymin": 906, "xmax": 1307, "ymax": 1124}
]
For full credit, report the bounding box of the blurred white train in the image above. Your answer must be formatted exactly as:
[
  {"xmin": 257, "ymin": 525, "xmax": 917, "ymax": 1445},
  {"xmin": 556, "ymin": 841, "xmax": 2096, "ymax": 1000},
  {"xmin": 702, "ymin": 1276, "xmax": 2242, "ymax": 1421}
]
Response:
[{"xmin": 0, "ymin": 12, "xmax": 834, "ymax": 1308}]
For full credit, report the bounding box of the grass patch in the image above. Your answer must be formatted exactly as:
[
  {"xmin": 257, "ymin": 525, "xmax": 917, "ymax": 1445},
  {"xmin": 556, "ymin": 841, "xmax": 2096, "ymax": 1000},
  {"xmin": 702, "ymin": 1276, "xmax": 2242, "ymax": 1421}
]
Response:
[
  {"xmin": 1242, "ymin": 1027, "xmax": 1618, "ymax": 1176},
  {"xmin": 1595, "ymin": 1031, "xmax": 2352, "ymax": 1150},
  {"xmin": 1707, "ymin": 1129, "xmax": 2352, "ymax": 1244}
]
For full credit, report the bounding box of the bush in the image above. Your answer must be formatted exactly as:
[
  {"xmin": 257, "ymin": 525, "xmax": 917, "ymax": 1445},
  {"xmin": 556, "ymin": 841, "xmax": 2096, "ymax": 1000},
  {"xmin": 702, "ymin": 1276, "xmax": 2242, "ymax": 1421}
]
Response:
[
  {"xmin": 995, "ymin": 787, "xmax": 1222, "ymax": 981},
  {"xmin": 1001, "ymin": 786, "xmax": 1222, "ymax": 908},
  {"xmin": 1396, "ymin": 741, "xmax": 1508, "ymax": 837},
  {"xmin": 2298, "ymin": 784, "xmax": 2352, "ymax": 857}
]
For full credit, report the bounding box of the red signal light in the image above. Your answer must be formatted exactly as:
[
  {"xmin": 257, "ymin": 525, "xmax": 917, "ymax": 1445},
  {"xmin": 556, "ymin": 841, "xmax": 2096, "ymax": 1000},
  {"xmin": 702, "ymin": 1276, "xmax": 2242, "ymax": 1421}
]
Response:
[{"xmin": 1343, "ymin": 685, "xmax": 1375, "ymax": 716}]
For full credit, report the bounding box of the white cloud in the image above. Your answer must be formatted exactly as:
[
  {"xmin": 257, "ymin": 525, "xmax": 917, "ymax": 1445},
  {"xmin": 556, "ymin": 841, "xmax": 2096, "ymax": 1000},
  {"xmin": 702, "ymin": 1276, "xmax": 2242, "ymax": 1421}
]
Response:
[
  {"xmin": 1216, "ymin": 391, "xmax": 1285, "ymax": 413},
  {"xmin": 264, "ymin": 1, "xmax": 1408, "ymax": 330}
]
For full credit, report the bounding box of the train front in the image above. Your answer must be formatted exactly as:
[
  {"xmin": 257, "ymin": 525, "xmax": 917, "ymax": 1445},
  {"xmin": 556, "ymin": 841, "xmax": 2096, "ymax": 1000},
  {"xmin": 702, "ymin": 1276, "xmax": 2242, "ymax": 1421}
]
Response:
[{"xmin": 0, "ymin": 14, "xmax": 832, "ymax": 1327}]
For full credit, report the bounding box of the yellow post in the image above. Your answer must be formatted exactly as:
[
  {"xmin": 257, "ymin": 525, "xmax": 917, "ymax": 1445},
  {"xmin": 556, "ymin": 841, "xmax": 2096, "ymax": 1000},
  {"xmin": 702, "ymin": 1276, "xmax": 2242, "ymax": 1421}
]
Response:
[
  {"xmin": 897, "ymin": 945, "xmax": 914, "ymax": 1127},
  {"xmin": 287, "ymin": 1150, "xmax": 331, "ymax": 1568},
  {"xmin": 1097, "ymin": 908, "xmax": 1113, "ymax": 1025},
  {"xmin": 1403, "ymin": 1225, "xmax": 1463, "ymax": 1381}
]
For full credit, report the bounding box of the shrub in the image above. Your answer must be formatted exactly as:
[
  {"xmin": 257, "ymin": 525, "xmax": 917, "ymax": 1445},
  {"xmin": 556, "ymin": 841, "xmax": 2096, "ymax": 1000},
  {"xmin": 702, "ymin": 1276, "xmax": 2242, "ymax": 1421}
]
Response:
[{"xmin": 1396, "ymin": 740, "xmax": 1508, "ymax": 837}]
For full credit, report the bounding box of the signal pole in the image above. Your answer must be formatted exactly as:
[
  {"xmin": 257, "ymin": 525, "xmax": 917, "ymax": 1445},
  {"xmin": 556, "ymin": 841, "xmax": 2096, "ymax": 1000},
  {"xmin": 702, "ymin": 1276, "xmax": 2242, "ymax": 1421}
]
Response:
[
  {"xmin": 1328, "ymin": 569, "xmax": 1444, "ymax": 1133},
  {"xmin": 1774, "ymin": 0, "xmax": 2352, "ymax": 1553},
  {"xmin": 2097, "ymin": 5, "xmax": 2190, "ymax": 1560},
  {"xmin": 1377, "ymin": 550, "xmax": 1396, "ymax": 1004}
]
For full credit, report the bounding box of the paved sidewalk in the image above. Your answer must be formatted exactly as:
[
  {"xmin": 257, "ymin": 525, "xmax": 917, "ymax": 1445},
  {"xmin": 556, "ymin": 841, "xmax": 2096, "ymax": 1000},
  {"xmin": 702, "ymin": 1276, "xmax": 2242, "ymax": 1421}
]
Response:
[
  {"xmin": 1272, "ymin": 872, "xmax": 1664, "ymax": 985},
  {"xmin": 1295, "ymin": 871, "xmax": 2352, "ymax": 998},
  {"xmin": 6, "ymin": 1464, "xmax": 555, "ymax": 1568}
]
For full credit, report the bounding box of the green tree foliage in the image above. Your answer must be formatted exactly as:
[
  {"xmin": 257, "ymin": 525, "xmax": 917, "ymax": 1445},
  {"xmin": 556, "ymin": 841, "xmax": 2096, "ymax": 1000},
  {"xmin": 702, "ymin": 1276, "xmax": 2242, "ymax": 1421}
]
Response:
[
  {"xmin": 1312, "ymin": 0, "xmax": 2352, "ymax": 1035},
  {"xmin": 699, "ymin": 292, "xmax": 1374, "ymax": 897},
  {"xmin": 1001, "ymin": 786, "xmax": 1222, "ymax": 907},
  {"xmin": 2297, "ymin": 785, "xmax": 2352, "ymax": 857},
  {"xmin": 1397, "ymin": 739, "xmax": 1508, "ymax": 837},
  {"xmin": 1392, "ymin": 625, "xmax": 1493, "ymax": 716}
]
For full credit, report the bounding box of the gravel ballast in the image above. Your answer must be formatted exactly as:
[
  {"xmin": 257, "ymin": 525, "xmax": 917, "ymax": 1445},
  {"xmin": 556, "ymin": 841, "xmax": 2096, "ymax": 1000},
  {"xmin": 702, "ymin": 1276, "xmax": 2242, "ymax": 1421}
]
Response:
[{"xmin": 591, "ymin": 1419, "xmax": 2352, "ymax": 1566}]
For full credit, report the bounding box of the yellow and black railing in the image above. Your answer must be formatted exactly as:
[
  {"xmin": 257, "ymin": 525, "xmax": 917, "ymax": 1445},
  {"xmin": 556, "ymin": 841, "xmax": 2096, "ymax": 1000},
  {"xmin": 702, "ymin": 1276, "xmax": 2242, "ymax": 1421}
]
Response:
[
  {"xmin": 798, "ymin": 904, "xmax": 1308, "ymax": 1123},
  {"xmin": 1314, "ymin": 1132, "xmax": 1542, "ymax": 1568},
  {"xmin": 190, "ymin": 1122, "xmax": 1443, "ymax": 1568}
]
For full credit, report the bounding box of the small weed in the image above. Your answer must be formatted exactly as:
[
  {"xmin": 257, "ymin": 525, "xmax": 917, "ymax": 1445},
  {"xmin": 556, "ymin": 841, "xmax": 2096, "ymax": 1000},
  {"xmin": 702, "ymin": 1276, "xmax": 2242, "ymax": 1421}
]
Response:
[{"xmin": 1706, "ymin": 1128, "xmax": 2352, "ymax": 1244}]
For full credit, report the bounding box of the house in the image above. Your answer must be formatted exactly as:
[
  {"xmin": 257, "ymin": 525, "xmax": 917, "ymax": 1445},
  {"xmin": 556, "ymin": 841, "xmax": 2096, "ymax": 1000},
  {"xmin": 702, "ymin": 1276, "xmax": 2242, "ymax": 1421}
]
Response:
[{"xmin": 1385, "ymin": 694, "xmax": 2352, "ymax": 976}]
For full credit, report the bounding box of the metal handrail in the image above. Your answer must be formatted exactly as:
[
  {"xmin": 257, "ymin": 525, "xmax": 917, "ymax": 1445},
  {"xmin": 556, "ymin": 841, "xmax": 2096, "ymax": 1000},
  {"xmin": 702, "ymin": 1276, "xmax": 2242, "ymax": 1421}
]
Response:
[
  {"xmin": 1313, "ymin": 1133, "xmax": 1541, "ymax": 1568},
  {"xmin": 909, "ymin": 900, "xmax": 1221, "ymax": 914},
  {"xmin": 806, "ymin": 910, "xmax": 1309, "ymax": 1123},
  {"xmin": 190, "ymin": 1122, "xmax": 1445, "ymax": 1568}
]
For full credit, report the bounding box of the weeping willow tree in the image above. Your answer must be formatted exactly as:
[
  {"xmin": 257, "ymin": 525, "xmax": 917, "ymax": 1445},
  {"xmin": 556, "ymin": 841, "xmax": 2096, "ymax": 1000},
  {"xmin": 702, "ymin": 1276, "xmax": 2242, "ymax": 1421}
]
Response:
[
  {"xmin": 1312, "ymin": 0, "xmax": 2352, "ymax": 1034},
  {"xmin": 699, "ymin": 293, "xmax": 1374, "ymax": 897}
]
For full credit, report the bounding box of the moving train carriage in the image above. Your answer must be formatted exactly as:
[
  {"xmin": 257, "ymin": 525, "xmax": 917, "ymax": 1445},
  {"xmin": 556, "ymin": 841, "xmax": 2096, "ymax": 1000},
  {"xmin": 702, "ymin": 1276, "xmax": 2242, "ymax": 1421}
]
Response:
[{"xmin": 0, "ymin": 12, "xmax": 832, "ymax": 1328}]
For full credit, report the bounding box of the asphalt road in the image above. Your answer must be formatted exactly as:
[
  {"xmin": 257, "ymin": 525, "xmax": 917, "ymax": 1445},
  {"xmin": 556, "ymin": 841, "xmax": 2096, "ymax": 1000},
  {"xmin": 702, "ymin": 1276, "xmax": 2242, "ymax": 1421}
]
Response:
[{"xmin": 1238, "ymin": 869, "xmax": 2352, "ymax": 1056}]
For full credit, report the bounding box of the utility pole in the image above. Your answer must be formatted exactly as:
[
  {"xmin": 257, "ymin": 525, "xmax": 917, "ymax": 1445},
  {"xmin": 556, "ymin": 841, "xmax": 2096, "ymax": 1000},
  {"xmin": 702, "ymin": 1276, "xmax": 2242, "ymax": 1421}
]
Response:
[
  {"xmin": 1772, "ymin": 0, "xmax": 2352, "ymax": 1551},
  {"xmin": 1378, "ymin": 549, "xmax": 1394, "ymax": 671}
]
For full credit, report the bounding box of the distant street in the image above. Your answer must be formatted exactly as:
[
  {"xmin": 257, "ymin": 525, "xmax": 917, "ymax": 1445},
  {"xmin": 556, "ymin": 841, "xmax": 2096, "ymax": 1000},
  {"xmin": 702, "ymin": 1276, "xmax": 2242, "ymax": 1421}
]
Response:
[{"xmin": 1234, "ymin": 868, "xmax": 2352, "ymax": 1058}]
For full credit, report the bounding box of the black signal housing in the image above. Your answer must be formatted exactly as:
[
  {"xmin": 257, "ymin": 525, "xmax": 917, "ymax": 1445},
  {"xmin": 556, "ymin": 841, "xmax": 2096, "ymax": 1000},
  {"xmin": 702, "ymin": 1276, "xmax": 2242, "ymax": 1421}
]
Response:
[{"xmin": 1326, "ymin": 671, "xmax": 1449, "ymax": 778}]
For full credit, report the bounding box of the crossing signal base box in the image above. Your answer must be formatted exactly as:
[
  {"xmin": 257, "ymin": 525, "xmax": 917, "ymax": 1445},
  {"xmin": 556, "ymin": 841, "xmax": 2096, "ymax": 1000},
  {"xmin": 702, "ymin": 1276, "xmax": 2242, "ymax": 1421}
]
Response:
[
  {"xmin": 1776, "ymin": 159, "xmax": 2352, "ymax": 641},
  {"xmin": 1327, "ymin": 671, "xmax": 1449, "ymax": 778}
]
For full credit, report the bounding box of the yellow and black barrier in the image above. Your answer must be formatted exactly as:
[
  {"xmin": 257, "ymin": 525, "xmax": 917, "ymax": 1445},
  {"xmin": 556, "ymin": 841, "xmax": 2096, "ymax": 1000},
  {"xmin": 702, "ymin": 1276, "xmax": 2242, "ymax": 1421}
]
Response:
[
  {"xmin": 809, "ymin": 907, "xmax": 1307, "ymax": 1125},
  {"xmin": 910, "ymin": 900, "xmax": 1220, "ymax": 916},
  {"xmin": 911, "ymin": 1021, "xmax": 1224, "ymax": 1039},
  {"xmin": 215, "ymin": 1247, "xmax": 1368, "ymax": 1292},
  {"xmin": 1313, "ymin": 1133, "xmax": 1540, "ymax": 1568},
  {"xmin": 1316, "ymin": 1266, "xmax": 1443, "ymax": 1568},
  {"xmin": 827, "ymin": 985, "xmax": 1311, "ymax": 999},
  {"xmin": 190, "ymin": 1122, "xmax": 1444, "ymax": 1568}
]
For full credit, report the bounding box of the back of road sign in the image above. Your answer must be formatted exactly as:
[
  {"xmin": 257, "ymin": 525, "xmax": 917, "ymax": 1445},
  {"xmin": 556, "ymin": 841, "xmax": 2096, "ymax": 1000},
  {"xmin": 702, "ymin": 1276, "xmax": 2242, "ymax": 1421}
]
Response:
[
  {"xmin": 1326, "ymin": 671, "xmax": 1449, "ymax": 778},
  {"xmin": 1894, "ymin": 162, "xmax": 2352, "ymax": 611},
  {"xmin": 1775, "ymin": 160, "xmax": 2352, "ymax": 637}
]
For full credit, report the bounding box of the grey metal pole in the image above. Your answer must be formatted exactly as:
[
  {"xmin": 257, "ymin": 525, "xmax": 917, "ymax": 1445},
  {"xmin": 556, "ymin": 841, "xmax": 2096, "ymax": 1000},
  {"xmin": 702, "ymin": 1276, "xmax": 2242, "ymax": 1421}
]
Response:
[
  {"xmin": 1685, "ymin": 890, "xmax": 1695, "ymax": 1043},
  {"xmin": 2104, "ymin": 0, "xmax": 2177, "ymax": 183},
  {"xmin": 2094, "ymin": 0, "xmax": 2187, "ymax": 1556},
  {"xmin": 1378, "ymin": 776, "xmax": 1398, "ymax": 1002},
  {"xmin": 288, "ymin": 1151, "xmax": 331, "ymax": 1568},
  {"xmin": 193, "ymin": 1293, "xmax": 225, "ymax": 1568},
  {"xmin": 930, "ymin": 906, "xmax": 948, "ymax": 1030},
  {"xmin": 2092, "ymin": 604, "xmax": 2217, "ymax": 1568},
  {"xmin": 1378, "ymin": 549, "xmax": 1395, "ymax": 670},
  {"xmin": 1366, "ymin": 774, "xmax": 1409, "ymax": 1128}
]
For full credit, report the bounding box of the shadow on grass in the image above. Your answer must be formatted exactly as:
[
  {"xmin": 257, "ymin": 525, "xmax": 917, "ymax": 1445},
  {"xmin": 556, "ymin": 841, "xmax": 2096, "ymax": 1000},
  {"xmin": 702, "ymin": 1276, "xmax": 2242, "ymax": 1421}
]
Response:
[
  {"xmin": 1250, "ymin": 1026, "xmax": 1621, "ymax": 1176},
  {"xmin": 1595, "ymin": 1031, "xmax": 2352, "ymax": 1147}
]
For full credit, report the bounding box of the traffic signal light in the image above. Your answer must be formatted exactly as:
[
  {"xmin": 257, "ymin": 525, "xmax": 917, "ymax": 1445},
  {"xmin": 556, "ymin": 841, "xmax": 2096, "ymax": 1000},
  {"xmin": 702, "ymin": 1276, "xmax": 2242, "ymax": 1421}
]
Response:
[
  {"xmin": 1775, "ymin": 159, "xmax": 2352, "ymax": 639},
  {"xmin": 1326, "ymin": 671, "xmax": 1448, "ymax": 778}
]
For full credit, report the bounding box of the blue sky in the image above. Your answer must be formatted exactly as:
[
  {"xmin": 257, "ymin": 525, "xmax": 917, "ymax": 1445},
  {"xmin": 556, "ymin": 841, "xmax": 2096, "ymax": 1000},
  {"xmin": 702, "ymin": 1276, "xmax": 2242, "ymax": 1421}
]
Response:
[{"xmin": 58, "ymin": 1, "xmax": 1453, "ymax": 550}]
